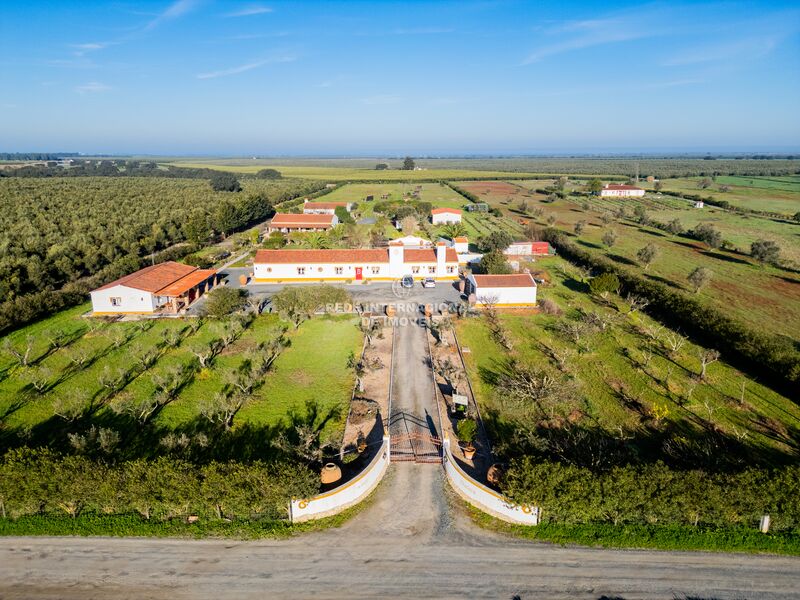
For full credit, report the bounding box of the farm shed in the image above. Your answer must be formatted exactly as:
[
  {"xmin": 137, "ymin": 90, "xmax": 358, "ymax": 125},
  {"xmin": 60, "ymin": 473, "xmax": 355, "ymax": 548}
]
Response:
[
  {"xmin": 504, "ymin": 241, "xmax": 552, "ymax": 257},
  {"xmin": 465, "ymin": 203, "xmax": 489, "ymax": 212},
  {"xmin": 467, "ymin": 273, "xmax": 537, "ymax": 308},
  {"xmin": 90, "ymin": 261, "xmax": 219, "ymax": 315},
  {"xmin": 268, "ymin": 213, "xmax": 338, "ymax": 233}
]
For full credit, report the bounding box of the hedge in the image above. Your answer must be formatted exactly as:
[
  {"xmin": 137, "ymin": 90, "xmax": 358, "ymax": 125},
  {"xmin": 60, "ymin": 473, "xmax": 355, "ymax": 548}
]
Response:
[
  {"xmin": 0, "ymin": 448, "xmax": 318, "ymax": 523},
  {"xmin": 504, "ymin": 458, "xmax": 800, "ymax": 533}
]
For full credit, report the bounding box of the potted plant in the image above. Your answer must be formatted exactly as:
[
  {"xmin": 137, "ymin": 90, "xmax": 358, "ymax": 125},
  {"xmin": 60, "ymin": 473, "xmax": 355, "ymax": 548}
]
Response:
[{"xmin": 457, "ymin": 418, "xmax": 477, "ymax": 460}]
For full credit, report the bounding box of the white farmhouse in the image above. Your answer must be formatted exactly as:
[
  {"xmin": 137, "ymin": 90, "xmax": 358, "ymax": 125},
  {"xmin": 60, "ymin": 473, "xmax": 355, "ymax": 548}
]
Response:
[
  {"xmin": 90, "ymin": 261, "xmax": 219, "ymax": 315},
  {"xmin": 302, "ymin": 200, "xmax": 352, "ymax": 214},
  {"xmin": 253, "ymin": 243, "xmax": 459, "ymax": 283},
  {"xmin": 268, "ymin": 213, "xmax": 338, "ymax": 233},
  {"xmin": 467, "ymin": 273, "xmax": 537, "ymax": 308},
  {"xmin": 599, "ymin": 184, "xmax": 645, "ymax": 197},
  {"xmin": 431, "ymin": 208, "xmax": 462, "ymax": 224}
]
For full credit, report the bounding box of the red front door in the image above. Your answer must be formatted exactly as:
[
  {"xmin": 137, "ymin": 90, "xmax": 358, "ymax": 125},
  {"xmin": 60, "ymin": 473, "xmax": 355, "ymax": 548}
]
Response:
[{"xmin": 355, "ymin": 267, "xmax": 363, "ymax": 281}]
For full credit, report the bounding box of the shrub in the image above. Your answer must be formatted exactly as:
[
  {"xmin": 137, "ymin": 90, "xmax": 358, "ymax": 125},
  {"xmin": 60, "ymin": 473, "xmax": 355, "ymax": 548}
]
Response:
[
  {"xmin": 209, "ymin": 173, "xmax": 242, "ymax": 193},
  {"xmin": 201, "ymin": 287, "xmax": 247, "ymax": 319},
  {"xmin": 589, "ymin": 272, "xmax": 619, "ymax": 297},
  {"xmin": 456, "ymin": 419, "xmax": 477, "ymax": 444},
  {"xmin": 538, "ymin": 298, "xmax": 562, "ymax": 316},
  {"xmin": 750, "ymin": 239, "xmax": 780, "ymax": 265}
]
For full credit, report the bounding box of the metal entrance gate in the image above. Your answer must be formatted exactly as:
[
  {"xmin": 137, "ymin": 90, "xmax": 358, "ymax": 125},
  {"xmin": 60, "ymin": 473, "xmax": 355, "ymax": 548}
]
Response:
[
  {"xmin": 391, "ymin": 431, "xmax": 442, "ymax": 463},
  {"xmin": 389, "ymin": 411, "xmax": 442, "ymax": 463}
]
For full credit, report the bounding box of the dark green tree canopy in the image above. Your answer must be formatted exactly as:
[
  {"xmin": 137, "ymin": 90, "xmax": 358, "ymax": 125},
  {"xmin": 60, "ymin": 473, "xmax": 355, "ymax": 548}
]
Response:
[{"xmin": 210, "ymin": 173, "xmax": 242, "ymax": 192}]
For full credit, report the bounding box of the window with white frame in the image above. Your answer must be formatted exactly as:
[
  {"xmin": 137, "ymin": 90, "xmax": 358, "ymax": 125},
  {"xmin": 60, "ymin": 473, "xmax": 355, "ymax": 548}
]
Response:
[
  {"xmin": 110, "ymin": 297, "xmax": 122, "ymax": 306},
  {"xmin": 371, "ymin": 266, "xmax": 380, "ymax": 275},
  {"xmin": 335, "ymin": 267, "xmax": 343, "ymax": 275},
  {"xmin": 446, "ymin": 266, "xmax": 455, "ymax": 274},
  {"xmin": 297, "ymin": 267, "xmax": 305, "ymax": 275},
  {"xmin": 428, "ymin": 266, "xmax": 435, "ymax": 274},
  {"xmin": 412, "ymin": 266, "xmax": 420, "ymax": 274}
]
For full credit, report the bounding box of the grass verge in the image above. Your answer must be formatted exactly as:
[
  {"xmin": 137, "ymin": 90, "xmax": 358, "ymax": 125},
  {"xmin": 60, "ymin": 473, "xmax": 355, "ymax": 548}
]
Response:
[{"xmin": 466, "ymin": 506, "xmax": 800, "ymax": 556}]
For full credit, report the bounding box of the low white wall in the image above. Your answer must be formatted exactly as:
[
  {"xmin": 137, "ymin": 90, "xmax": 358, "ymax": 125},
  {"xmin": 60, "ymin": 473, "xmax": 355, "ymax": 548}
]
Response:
[
  {"xmin": 442, "ymin": 437, "xmax": 539, "ymax": 526},
  {"xmin": 289, "ymin": 436, "xmax": 390, "ymax": 523},
  {"xmin": 90, "ymin": 284, "xmax": 157, "ymax": 314}
]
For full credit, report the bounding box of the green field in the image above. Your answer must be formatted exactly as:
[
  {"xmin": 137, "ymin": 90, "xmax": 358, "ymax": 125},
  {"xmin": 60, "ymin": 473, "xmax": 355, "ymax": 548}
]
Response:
[
  {"xmin": 168, "ymin": 162, "xmax": 547, "ymax": 182},
  {"xmin": 647, "ymin": 176, "xmax": 800, "ymax": 215},
  {"xmin": 456, "ymin": 256, "xmax": 800, "ymax": 466},
  {"xmin": 0, "ymin": 308, "xmax": 361, "ymax": 455},
  {"xmin": 458, "ymin": 180, "xmax": 800, "ymax": 340}
]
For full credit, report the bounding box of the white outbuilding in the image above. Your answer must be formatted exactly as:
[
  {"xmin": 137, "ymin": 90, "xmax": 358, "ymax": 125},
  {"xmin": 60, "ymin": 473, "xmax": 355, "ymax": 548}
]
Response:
[
  {"xmin": 430, "ymin": 208, "xmax": 462, "ymax": 224},
  {"xmin": 90, "ymin": 261, "xmax": 219, "ymax": 315},
  {"xmin": 467, "ymin": 273, "xmax": 537, "ymax": 308}
]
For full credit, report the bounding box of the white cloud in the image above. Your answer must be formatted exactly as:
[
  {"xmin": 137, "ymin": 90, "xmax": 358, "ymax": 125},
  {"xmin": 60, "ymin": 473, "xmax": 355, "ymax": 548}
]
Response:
[
  {"xmin": 225, "ymin": 5, "xmax": 273, "ymax": 17},
  {"xmin": 75, "ymin": 82, "xmax": 111, "ymax": 94},
  {"xmin": 521, "ymin": 5, "xmax": 688, "ymax": 65},
  {"xmin": 143, "ymin": 0, "xmax": 200, "ymax": 31},
  {"xmin": 361, "ymin": 94, "xmax": 403, "ymax": 105},
  {"xmin": 196, "ymin": 55, "xmax": 296, "ymax": 79},
  {"xmin": 392, "ymin": 27, "xmax": 454, "ymax": 35},
  {"xmin": 662, "ymin": 36, "xmax": 781, "ymax": 66}
]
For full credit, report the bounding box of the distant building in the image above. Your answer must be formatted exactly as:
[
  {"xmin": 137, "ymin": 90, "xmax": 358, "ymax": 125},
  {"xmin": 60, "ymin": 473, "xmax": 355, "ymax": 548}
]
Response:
[
  {"xmin": 694, "ymin": 201, "xmax": 705, "ymax": 208},
  {"xmin": 431, "ymin": 208, "xmax": 462, "ymax": 224},
  {"xmin": 268, "ymin": 213, "xmax": 338, "ymax": 233},
  {"xmin": 302, "ymin": 200, "xmax": 352, "ymax": 215},
  {"xmin": 90, "ymin": 262, "xmax": 219, "ymax": 315},
  {"xmin": 467, "ymin": 273, "xmax": 537, "ymax": 308},
  {"xmin": 599, "ymin": 184, "xmax": 645, "ymax": 197},
  {"xmin": 503, "ymin": 241, "xmax": 551, "ymax": 257},
  {"xmin": 390, "ymin": 235, "xmax": 432, "ymax": 248},
  {"xmin": 465, "ymin": 203, "xmax": 489, "ymax": 212}
]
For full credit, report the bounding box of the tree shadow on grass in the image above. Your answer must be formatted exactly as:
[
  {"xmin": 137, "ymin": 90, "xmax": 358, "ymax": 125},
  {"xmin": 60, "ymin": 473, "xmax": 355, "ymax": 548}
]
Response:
[
  {"xmin": 577, "ymin": 239, "xmax": 603, "ymax": 250},
  {"xmin": 700, "ymin": 250, "xmax": 752, "ymax": 265},
  {"xmin": 0, "ymin": 397, "xmax": 344, "ymax": 467},
  {"xmin": 644, "ymin": 273, "xmax": 685, "ymax": 290},
  {"xmin": 607, "ymin": 254, "xmax": 638, "ymax": 266}
]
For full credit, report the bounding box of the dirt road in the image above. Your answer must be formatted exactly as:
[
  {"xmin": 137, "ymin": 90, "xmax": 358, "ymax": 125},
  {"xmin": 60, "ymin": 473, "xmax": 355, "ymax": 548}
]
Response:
[{"xmin": 2, "ymin": 321, "xmax": 798, "ymax": 599}]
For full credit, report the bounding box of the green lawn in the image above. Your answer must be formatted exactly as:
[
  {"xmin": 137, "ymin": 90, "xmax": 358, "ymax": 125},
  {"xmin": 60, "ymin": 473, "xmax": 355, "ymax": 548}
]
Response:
[
  {"xmin": 456, "ymin": 255, "xmax": 800, "ymax": 463},
  {"xmin": 1, "ymin": 308, "xmax": 362, "ymax": 449}
]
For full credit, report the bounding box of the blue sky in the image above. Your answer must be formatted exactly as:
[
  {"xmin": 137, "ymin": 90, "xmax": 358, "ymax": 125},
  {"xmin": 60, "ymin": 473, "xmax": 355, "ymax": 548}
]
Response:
[{"xmin": 1, "ymin": 0, "xmax": 799, "ymax": 154}]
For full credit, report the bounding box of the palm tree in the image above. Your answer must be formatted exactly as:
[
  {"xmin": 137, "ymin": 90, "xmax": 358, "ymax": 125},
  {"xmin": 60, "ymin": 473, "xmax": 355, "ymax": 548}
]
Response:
[{"xmin": 442, "ymin": 222, "xmax": 467, "ymax": 239}]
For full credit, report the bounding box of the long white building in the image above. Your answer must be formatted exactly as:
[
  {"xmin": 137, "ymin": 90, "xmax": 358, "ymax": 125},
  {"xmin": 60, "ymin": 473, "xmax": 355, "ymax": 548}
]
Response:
[
  {"xmin": 467, "ymin": 273, "xmax": 537, "ymax": 307},
  {"xmin": 302, "ymin": 200, "xmax": 352, "ymax": 214},
  {"xmin": 599, "ymin": 184, "xmax": 645, "ymax": 197},
  {"xmin": 253, "ymin": 243, "xmax": 459, "ymax": 283}
]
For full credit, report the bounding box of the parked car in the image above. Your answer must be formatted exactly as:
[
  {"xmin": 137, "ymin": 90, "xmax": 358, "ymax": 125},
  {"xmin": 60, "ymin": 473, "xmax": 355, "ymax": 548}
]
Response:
[
  {"xmin": 401, "ymin": 275, "xmax": 415, "ymax": 289},
  {"xmin": 422, "ymin": 278, "xmax": 436, "ymax": 288}
]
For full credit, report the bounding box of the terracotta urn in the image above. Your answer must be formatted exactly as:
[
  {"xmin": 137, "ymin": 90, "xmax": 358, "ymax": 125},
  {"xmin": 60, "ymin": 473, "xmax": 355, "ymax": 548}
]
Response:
[
  {"xmin": 320, "ymin": 462, "xmax": 342, "ymax": 485},
  {"xmin": 463, "ymin": 444, "xmax": 476, "ymax": 461}
]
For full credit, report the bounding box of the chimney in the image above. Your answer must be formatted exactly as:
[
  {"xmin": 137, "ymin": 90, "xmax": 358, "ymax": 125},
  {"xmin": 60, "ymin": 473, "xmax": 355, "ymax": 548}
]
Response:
[{"xmin": 436, "ymin": 242, "xmax": 447, "ymax": 276}]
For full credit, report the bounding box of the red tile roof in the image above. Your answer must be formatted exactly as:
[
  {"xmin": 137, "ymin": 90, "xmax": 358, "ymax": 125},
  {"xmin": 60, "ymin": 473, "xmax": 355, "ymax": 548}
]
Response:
[
  {"xmin": 403, "ymin": 248, "xmax": 458, "ymax": 263},
  {"xmin": 604, "ymin": 184, "xmax": 643, "ymax": 191},
  {"xmin": 471, "ymin": 274, "xmax": 537, "ymax": 288},
  {"xmin": 255, "ymin": 249, "xmax": 389, "ymax": 264},
  {"xmin": 95, "ymin": 261, "xmax": 199, "ymax": 293},
  {"xmin": 454, "ymin": 237, "xmax": 468, "ymax": 243},
  {"xmin": 431, "ymin": 207, "xmax": 462, "ymax": 214},
  {"xmin": 156, "ymin": 269, "xmax": 217, "ymax": 297},
  {"xmin": 270, "ymin": 213, "xmax": 336, "ymax": 228}
]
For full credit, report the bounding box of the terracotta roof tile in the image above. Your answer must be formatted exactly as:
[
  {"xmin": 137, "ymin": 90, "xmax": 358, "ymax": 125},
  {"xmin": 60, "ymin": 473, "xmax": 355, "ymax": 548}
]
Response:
[
  {"xmin": 95, "ymin": 261, "xmax": 198, "ymax": 293},
  {"xmin": 431, "ymin": 207, "xmax": 462, "ymax": 214},
  {"xmin": 604, "ymin": 184, "xmax": 643, "ymax": 191},
  {"xmin": 471, "ymin": 274, "xmax": 537, "ymax": 288},
  {"xmin": 303, "ymin": 202, "xmax": 349, "ymax": 210},
  {"xmin": 270, "ymin": 213, "xmax": 336, "ymax": 227},
  {"xmin": 255, "ymin": 249, "xmax": 389, "ymax": 264},
  {"xmin": 156, "ymin": 269, "xmax": 217, "ymax": 297}
]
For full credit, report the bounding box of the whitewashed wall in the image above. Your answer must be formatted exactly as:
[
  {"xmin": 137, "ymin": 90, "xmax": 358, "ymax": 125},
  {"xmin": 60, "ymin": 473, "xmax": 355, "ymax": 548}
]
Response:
[
  {"xmin": 432, "ymin": 212, "xmax": 462, "ymax": 224},
  {"xmin": 442, "ymin": 438, "xmax": 539, "ymax": 526},
  {"xmin": 90, "ymin": 284, "xmax": 157, "ymax": 314},
  {"xmin": 254, "ymin": 261, "xmax": 390, "ymax": 282},
  {"xmin": 289, "ymin": 436, "xmax": 390, "ymax": 523}
]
